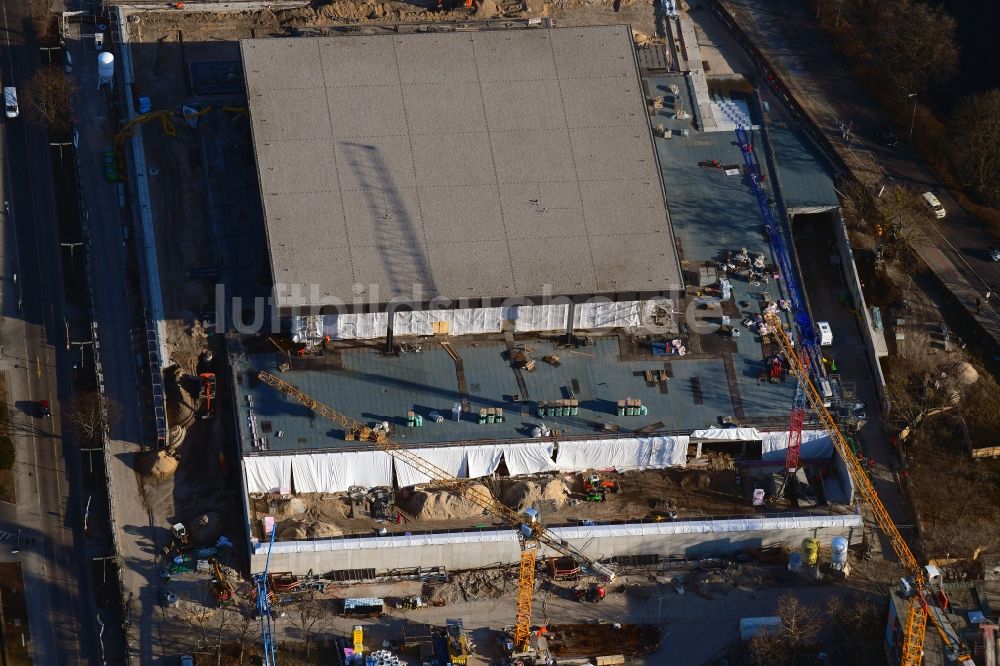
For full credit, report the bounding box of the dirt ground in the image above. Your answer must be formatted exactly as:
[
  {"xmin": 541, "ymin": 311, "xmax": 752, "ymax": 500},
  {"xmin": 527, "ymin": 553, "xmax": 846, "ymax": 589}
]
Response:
[
  {"xmin": 0, "ymin": 562, "xmax": 31, "ymax": 665},
  {"xmin": 845, "ymin": 202, "xmax": 1000, "ymax": 561},
  {"xmin": 253, "ymin": 465, "xmax": 803, "ymax": 541}
]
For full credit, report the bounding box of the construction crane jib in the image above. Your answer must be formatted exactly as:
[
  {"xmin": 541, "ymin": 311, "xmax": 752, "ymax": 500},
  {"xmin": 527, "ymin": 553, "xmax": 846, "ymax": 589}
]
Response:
[
  {"xmin": 762, "ymin": 313, "xmax": 973, "ymax": 666},
  {"xmin": 255, "ymin": 370, "xmax": 617, "ymax": 653}
]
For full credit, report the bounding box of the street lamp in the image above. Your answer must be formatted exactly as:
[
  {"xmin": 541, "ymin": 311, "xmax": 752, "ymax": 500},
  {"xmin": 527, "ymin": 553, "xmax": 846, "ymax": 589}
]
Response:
[{"xmin": 907, "ymin": 93, "xmax": 918, "ymax": 143}]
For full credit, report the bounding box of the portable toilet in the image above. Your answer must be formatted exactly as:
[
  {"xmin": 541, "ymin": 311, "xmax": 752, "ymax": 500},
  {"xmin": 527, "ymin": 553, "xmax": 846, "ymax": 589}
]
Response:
[{"xmin": 801, "ymin": 537, "xmax": 819, "ymax": 566}]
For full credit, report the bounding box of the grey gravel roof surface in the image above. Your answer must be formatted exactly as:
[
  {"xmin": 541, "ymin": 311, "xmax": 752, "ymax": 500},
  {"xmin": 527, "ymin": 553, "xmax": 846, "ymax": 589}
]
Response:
[{"xmin": 241, "ymin": 26, "xmax": 683, "ymax": 310}]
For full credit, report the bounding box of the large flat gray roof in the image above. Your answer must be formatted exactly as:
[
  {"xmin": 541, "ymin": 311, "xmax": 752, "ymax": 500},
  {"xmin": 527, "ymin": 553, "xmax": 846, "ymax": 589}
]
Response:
[{"xmin": 241, "ymin": 26, "xmax": 683, "ymax": 310}]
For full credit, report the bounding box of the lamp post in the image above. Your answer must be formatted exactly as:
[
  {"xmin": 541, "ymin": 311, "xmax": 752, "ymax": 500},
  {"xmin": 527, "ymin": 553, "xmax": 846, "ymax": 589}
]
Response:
[{"xmin": 907, "ymin": 93, "xmax": 918, "ymax": 143}]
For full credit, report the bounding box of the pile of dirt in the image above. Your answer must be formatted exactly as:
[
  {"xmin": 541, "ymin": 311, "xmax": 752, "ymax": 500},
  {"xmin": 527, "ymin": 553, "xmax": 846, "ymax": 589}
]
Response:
[
  {"xmin": 400, "ymin": 485, "xmax": 490, "ymax": 521},
  {"xmin": 501, "ymin": 477, "xmax": 569, "ymax": 512},
  {"xmin": 704, "ymin": 451, "xmax": 735, "ymax": 471},
  {"xmin": 138, "ymin": 451, "xmax": 179, "ymax": 480},
  {"xmin": 427, "ymin": 569, "xmax": 510, "ymax": 605},
  {"xmin": 277, "ymin": 519, "xmax": 344, "ymax": 539},
  {"xmin": 164, "ymin": 321, "xmax": 208, "ymax": 375},
  {"xmin": 679, "ymin": 472, "xmax": 711, "ymax": 490}
]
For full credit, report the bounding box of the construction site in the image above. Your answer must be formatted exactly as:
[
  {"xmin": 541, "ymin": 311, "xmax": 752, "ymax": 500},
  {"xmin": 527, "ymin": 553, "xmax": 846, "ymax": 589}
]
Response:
[{"xmin": 91, "ymin": 0, "xmax": 1000, "ymax": 663}]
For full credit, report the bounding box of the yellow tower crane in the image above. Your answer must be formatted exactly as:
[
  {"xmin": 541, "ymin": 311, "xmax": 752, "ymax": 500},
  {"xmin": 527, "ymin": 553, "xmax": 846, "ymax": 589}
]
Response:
[
  {"xmin": 256, "ymin": 370, "xmax": 617, "ymax": 656},
  {"xmin": 763, "ymin": 312, "xmax": 973, "ymax": 666}
]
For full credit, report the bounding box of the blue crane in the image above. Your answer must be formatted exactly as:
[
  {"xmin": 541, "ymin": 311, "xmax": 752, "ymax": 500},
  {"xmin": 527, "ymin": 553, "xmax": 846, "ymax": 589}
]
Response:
[
  {"xmin": 734, "ymin": 124, "xmax": 821, "ymax": 373},
  {"xmin": 254, "ymin": 526, "xmax": 278, "ymax": 665}
]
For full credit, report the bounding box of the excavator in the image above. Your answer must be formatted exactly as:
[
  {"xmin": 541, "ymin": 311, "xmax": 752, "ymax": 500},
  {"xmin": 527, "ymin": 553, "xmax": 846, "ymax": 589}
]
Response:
[
  {"xmin": 763, "ymin": 311, "xmax": 974, "ymax": 666},
  {"xmin": 256, "ymin": 370, "xmax": 617, "ymax": 661}
]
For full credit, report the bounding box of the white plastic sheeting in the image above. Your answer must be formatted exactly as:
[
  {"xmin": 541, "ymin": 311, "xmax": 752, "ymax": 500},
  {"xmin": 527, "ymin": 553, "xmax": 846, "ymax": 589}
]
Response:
[
  {"xmin": 573, "ymin": 300, "xmax": 643, "ymax": 329},
  {"xmin": 760, "ymin": 430, "xmax": 833, "ymax": 460},
  {"xmin": 316, "ymin": 301, "xmax": 645, "ymax": 340},
  {"xmin": 648, "ymin": 436, "xmax": 689, "ymax": 467},
  {"xmin": 324, "ymin": 312, "xmax": 390, "ymax": 340},
  {"xmin": 245, "ymin": 452, "xmax": 392, "ymax": 494},
  {"xmin": 394, "ymin": 448, "xmax": 469, "ymax": 487},
  {"xmin": 244, "ymin": 456, "xmax": 292, "ymax": 494},
  {"xmin": 501, "ymin": 443, "xmax": 558, "ymax": 475},
  {"xmin": 466, "ymin": 445, "xmax": 503, "ymax": 478},
  {"xmin": 690, "ymin": 427, "xmax": 762, "ymax": 441},
  {"xmin": 555, "ymin": 436, "xmax": 688, "ymax": 471},
  {"xmin": 505, "ymin": 304, "xmax": 568, "ymax": 332}
]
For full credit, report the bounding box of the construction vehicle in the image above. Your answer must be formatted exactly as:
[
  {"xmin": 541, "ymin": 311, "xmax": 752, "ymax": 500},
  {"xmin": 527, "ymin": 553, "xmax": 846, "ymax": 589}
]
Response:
[
  {"xmin": 574, "ymin": 583, "xmax": 606, "ymax": 603},
  {"xmin": 257, "ymin": 370, "xmax": 617, "ymax": 662},
  {"xmin": 211, "ymin": 559, "xmax": 235, "ymax": 604},
  {"xmin": 582, "ymin": 473, "xmax": 620, "ymax": 496},
  {"xmin": 198, "ymin": 372, "xmax": 217, "ymax": 419},
  {"xmin": 763, "ymin": 311, "xmax": 973, "ymax": 665},
  {"xmin": 161, "ymin": 523, "xmax": 191, "ymax": 556},
  {"xmin": 446, "ymin": 618, "xmax": 471, "ymax": 665}
]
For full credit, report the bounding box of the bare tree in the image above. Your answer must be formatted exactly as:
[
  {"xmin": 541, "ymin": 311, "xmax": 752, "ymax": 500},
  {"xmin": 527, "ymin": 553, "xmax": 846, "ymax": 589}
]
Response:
[
  {"xmin": 21, "ymin": 65, "xmax": 78, "ymax": 134},
  {"xmin": 230, "ymin": 609, "xmax": 260, "ymax": 665},
  {"xmin": 826, "ymin": 596, "xmax": 883, "ymax": 663},
  {"xmin": 871, "ymin": 0, "xmax": 958, "ymax": 94},
  {"xmin": 287, "ymin": 600, "xmax": 331, "ymax": 659},
  {"xmin": 949, "ymin": 89, "xmax": 1000, "ymax": 207},
  {"xmin": 28, "ymin": 0, "xmax": 58, "ymax": 46},
  {"xmin": 65, "ymin": 392, "xmax": 121, "ymax": 446},
  {"xmin": 746, "ymin": 594, "xmax": 823, "ymax": 666}
]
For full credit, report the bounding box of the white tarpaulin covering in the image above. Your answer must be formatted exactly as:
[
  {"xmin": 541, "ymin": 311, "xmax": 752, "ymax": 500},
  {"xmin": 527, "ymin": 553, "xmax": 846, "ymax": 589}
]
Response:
[
  {"xmin": 394, "ymin": 447, "xmax": 470, "ymax": 487},
  {"xmin": 556, "ymin": 438, "xmax": 652, "ymax": 471},
  {"xmin": 648, "ymin": 436, "xmax": 689, "ymax": 467},
  {"xmin": 288, "ymin": 451, "xmax": 392, "ymax": 493},
  {"xmin": 690, "ymin": 427, "xmax": 762, "ymax": 441},
  {"xmin": 466, "ymin": 445, "xmax": 503, "ymax": 478},
  {"xmin": 319, "ymin": 301, "xmax": 646, "ymax": 340},
  {"xmin": 324, "ymin": 312, "xmax": 390, "ymax": 340},
  {"xmin": 501, "ymin": 443, "xmax": 558, "ymax": 475},
  {"xmin": 505, "ymin": 304, "xmax": 568, "ymax": 332},
  {"xmin": 574, "ymin": 300, "xmax": 642, "ymax": 329},
  {"xmin": 760, "ymin": 430, "xmax": 833, "ymax": 460},
  {"xmin": 244, "ymin": 456, "xmax": 292, "ymax": 494},
  {"xmin": 556, "ymin": 436, "xmax": 688, "ymax": 471}
]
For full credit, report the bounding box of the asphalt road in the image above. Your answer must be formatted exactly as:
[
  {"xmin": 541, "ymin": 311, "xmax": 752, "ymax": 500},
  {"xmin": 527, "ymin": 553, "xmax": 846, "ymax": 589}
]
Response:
[
  {"xmin": 723, "ymin": 0, "xmax": 1000, "ymax": 322},
  {"xmin": 0, "ymin": 1, "xmax": 100, "ymax": 663}
]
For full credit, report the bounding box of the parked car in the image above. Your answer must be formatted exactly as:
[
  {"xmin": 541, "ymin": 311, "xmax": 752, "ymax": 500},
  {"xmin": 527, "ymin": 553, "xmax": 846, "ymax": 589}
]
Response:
[
  {"xmin": 922, "ymin": 191, "xmax": 946, "ymax": 219},
  {"xmin": 180, "ymin": 655, "xmax": 194, "ymax": 666},
  {"xmin": 817, "ymin": 321, "xmax": 833, "ymax": 347},
  {"xmin": 988, "ymin": 247, "xmax": 1000, "ymax": 262}
]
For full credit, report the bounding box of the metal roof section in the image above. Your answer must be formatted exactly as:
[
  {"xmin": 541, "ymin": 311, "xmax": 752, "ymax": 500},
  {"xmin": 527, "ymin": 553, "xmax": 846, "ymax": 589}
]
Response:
[
  {"xmin": 240, "ymin": 26, "xmax": 683, "ymax": 311},
  {"xmin": 767, "ymin": 125, "xmax": 839, "ymax": 214}
]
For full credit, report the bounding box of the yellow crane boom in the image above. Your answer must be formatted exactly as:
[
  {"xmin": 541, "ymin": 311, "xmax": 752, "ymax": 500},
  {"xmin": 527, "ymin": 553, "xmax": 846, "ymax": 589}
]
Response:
[
  {"xmin": 256, "ymin": 369, "xmax": 616, "ymax": 652},
  {"xmin": 763, "ymin": 312, "xmax": 971, "ymax": 666}
]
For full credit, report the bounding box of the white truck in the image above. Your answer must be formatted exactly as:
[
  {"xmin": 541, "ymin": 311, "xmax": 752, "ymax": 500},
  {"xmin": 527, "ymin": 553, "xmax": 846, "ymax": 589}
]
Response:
[{"xmin": 3, "ymin": 87, "xmax": 18, "ymax": 119}]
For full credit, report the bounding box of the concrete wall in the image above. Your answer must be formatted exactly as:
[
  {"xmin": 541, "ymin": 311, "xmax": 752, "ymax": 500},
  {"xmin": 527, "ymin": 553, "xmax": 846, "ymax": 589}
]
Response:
[
  {"xmin": 250, "ymin": 514, "xmax": 862, "ymax": 575},
  {"xmin": 832, "ymin": 212, "xmax": 888, "ymax": 410}
]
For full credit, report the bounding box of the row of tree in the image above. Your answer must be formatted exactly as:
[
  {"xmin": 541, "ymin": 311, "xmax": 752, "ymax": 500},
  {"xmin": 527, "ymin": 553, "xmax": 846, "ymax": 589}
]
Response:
[{"xmin": 818, "ymin": 0, "xmax": 1000, "ymax": 208}]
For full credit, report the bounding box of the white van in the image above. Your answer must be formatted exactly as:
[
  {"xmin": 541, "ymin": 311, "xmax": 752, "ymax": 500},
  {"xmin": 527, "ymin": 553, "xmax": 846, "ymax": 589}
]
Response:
[
  {"xmin": 3, "ymin": 87, "xmax": 17, "ymax": 119},
  {"xmin": 922, "ymin": 191, "xmax": 946, "ymax": 219},
  {"xmin": 817, "ymin": 320, "xmax": 833, "ymax": 347}
]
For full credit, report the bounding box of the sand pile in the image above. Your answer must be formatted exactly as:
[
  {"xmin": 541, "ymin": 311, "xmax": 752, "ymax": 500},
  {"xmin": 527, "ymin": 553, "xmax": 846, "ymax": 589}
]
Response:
[
  {"xmin": 277, "ymin": 520, "xmax": 344, "ymax": 539},
  {"xmin": 144, "ymin": 451, "xmax": 179, "ymax": 479},
  {"xmin": 401, "ymin": 485, "xmax": 490, "ymax": 521},
  {"xmin": 501, "ymin": 477, "xmax": 569, "ymax": 512}
]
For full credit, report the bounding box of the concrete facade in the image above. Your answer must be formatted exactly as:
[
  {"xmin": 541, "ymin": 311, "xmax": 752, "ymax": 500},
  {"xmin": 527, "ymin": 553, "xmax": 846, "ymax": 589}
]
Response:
[{"xmin": 250, "ymin": 514, "xmax": 862, "ymax": 575}]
